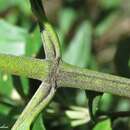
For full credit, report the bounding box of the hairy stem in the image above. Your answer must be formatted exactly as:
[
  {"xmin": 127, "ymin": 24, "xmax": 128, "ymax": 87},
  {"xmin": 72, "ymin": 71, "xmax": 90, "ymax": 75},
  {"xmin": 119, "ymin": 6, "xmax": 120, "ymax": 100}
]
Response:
[
  {"xmin": 0, "ymin": 54, "xmax": 50, "ymax": 80},
  {"xmin": 59, "ymin": 62, "xmax": 130, "ymax": 98},
  {"xmin": 0, "ymin": 54, "xmax": 130, "ymax": 98},
  {"xmin": 12, "ymin": 81, "xmax": 56, "ymax": 130}
]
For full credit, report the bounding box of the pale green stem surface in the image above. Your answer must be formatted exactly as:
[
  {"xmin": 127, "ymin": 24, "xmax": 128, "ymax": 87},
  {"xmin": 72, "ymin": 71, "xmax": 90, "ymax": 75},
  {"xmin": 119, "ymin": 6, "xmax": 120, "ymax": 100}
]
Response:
[
  {"xmin": 0, "ymin": 54, "xmax": 130, "ymax": 98},
  {"xmin": 59, "ymin": 63, "xmax": 130, "ymax": 98},
  {"xmin": 0, "ymin": 54, "xmax": 50, "ymax": 80},
  {"xmin": 12, "ymin": 80, "xmax": 55, "ymax": 130}
]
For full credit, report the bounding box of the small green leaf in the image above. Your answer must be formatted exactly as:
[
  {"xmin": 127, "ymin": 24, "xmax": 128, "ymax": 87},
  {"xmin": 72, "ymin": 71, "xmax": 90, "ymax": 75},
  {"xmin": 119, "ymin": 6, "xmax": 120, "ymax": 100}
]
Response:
[
  {"xmin": 93, "ymin": 119, "xmax": 112, "ymax": 130},
  {"xmin": 26, "ymin": 27, "xmax": 42, "ymax": 57},
  {"xmin": 32, "ymin": 114, "xmax": 46, "ymax": 130},
  {"xmin": 99, "ymin": 94, "xmax": 113, "ymax": 111},
  {"xmin": 58, "ymin": 8, "xmax": 77, "ymax": 53},
  {"xmin": 0, "ymin": 0, "xmax": 31, "ymax": 15},
  {"xmin": 63, "ymin": 21, "xmax": 92, "ymax": 67},
  {"xmin": 0, "ymin": 20, "xmax": 27, "ymax": 55},
  {"xmin": 20, "ymin": 77, "xmax": 29, "ymax": 96},
  {"xmin": 0, "ymin": 72, "xmax": 13, "ymax": 96},
  {"xmin": 58, "ymin": 8, "xmax": 77, "ymax": 35},
  {"xmin": 0, "ymin": 104, "xmax": 11, "ymax": 114},
  {"xmin": 95, "ymin": 13, "xmax": 118, "ymax": 37}
]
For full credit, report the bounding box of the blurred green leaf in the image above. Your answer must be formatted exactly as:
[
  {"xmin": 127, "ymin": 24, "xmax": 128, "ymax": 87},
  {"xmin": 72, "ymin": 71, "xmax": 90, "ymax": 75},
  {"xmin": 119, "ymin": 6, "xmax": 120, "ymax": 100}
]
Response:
[
  {"xmin": 63, "ymin": 21, "xmax": 92, "ymax": 67},
  {"xmin": 95, "ymin": 13, "xmax": 118, "ymax": 37},
  {"xmin": 32, "ymin": 114, "xmax": 46, "ymax": 130},
  {"xmin": 58, "ymin": 8, "xmax": 77, "ymax": 35},
  {"xmin": 0, "ymin": 104, "xmax": 11, "ymax": 114},
  {"xmin": 99, "ymin": 0, "xmax": 122, "ymax": 9},
  {"xmin": 0, "ymin": 72, "xmax": 13, "ymax": 96},
  {"xmin": 0, "ymin": 0, "xmax": 31, "ymax": 15},
  {"xmin": 116, "ymin": 99, "xmax": 130, "ymax": 111},
  {"xmin": 76, "ymin": 90, "xmax": 86, "ymax": 106},
  {"xmin": 93, "ymin": 119, "xmax": 112, "ymax": 130},
  {"xmin": 0, "ymin": 20, "xmax": 27, "ymax": 55},
  {"xmin": 58, "ymin": 8, "xmax": 77, "ymax": 53},
  {"xmin": 26, "ymin": 27, "xmax": 41, "ymax": 57},
  {"xmin": 92, "ymin": 95, "xmax": 102, "ymax": 117},
  {"xmin": 99, "ymin": 94, "xmax": 113, "ymax": 112},
  {"xmin": 0, "ymin": 20, "xmax": 41, "ymax": 57},
  {"xmin": 20, "ymin": 77, "xmax": 29, "ymax": 95}
]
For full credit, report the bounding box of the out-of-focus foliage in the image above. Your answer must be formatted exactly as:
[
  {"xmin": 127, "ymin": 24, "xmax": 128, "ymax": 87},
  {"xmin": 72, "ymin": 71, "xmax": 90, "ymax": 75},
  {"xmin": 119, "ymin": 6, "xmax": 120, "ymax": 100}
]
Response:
[
  {"xmin": 0, "ymin": 0, "xmax": 130, "ymax": 130},
  {"xmin": 93, "ymin": 119, "xmax": 112, "ymax": 130},
  {"xmin": 32, "ymin": 114, "xmax": 46, "ymax": 130}
]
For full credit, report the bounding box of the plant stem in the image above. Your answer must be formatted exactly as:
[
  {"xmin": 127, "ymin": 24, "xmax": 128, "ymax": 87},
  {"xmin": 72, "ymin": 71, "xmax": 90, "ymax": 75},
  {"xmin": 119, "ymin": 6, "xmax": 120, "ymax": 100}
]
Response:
[
  {"xmin": 12, "ymin": 80, "xmax": 56, "ymax": 130},
  {"xmin": 0, "ymin": 54, "xmax": 130, "ymax": 98},
  {"xmin": 0, "ymin": 54, "xmax": 50, "ymax": 80},
  {"xmin": 59, "ymin": 62, "xmax": 130, "ymax": 98}
]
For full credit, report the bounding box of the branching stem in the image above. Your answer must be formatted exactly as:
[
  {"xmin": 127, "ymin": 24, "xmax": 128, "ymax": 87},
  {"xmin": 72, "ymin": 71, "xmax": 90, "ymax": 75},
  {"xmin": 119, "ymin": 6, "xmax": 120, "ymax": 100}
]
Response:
[{"xmin": 1, "ymin": 54, "xmax": 130, "ymax": 98}]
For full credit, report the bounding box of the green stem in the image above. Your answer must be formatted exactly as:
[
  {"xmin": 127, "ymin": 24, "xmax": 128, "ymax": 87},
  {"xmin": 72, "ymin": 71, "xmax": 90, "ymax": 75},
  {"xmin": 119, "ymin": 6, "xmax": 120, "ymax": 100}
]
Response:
[
  {"xmin": 12, "ymin": 80, "xmax": 55, "ymax": 130},
  {"xmin": 30, "ymin": 0, "xmax": 61, "ymax": 60},
  {"xmin": 59, "ymin": 62, "xmax": 130, "ymax": 98},
  {"xmin": 0, "ymin": 54, "xmax": 130, "ymax": 98},
  {"xmin": 0, "ymin": 54, "xmax": 50, "ymax": 80}
]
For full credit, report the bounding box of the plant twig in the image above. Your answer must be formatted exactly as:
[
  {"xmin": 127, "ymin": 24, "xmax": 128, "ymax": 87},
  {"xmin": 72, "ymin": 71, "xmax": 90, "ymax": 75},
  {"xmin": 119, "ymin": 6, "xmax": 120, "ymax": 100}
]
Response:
[
  {"xmin": 0, "ymin": 54, "xmax": 50, "ymax": 80},
  {"xmin": 58, "ymin": 62, "xmax": 130, "ymax": 98},
  {"xmin": 12, "ymin": 0, "xmax": 62, "ymax": 129},
  {"xmin": 12, "ymin": 81, "xmax": 55, "ymax": 130},
  {"xmin": 1, "ymin": 54, "xmax": 130, "ymax": 98}
]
